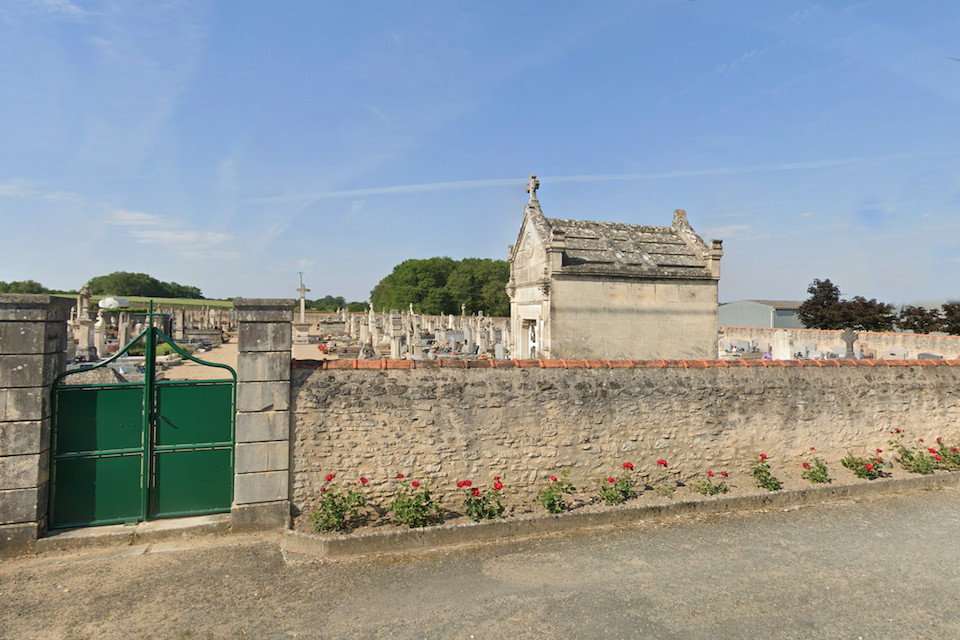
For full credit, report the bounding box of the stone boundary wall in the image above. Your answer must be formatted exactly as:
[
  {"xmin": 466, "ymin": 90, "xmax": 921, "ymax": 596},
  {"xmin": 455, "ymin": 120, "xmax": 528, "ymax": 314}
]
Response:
[
  {"xmin": 292, "ymin": 357, "xmax": 960, "ymax": 370},
  {"xmin": 721, "ymin": 326, "xmax": 960, "ymax": 360},
  {"xmin": 290, "ymin": 361, "xmax": 960, "ymax": 518}
]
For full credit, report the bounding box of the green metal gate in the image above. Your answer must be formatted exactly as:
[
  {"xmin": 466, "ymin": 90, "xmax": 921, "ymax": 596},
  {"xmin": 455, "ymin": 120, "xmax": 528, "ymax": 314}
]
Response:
[{"xmin": 50, "ymin": 305, "xmax": 236, "ymax": 529}]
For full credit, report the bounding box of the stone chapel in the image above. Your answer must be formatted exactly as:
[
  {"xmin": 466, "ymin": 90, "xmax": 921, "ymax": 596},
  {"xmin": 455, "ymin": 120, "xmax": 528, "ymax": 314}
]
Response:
[{"xmin": 506, "ymin": 175, "xmax": 723, "ymax": 360}]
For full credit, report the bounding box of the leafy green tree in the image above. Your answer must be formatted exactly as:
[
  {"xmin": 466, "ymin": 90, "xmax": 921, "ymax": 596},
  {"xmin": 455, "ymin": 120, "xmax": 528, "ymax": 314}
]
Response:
[
  {"xmin": 942, "ymin": 303, "xmax": 960, "ymax": 335},
  {"xmin": 897, "ymin": 306, "xmax": 943, "ymax": 334},
  {"xmin": 369, "ymin": 257, "xmax": 510, "ymax": 316},
  {"xmin": 308, "ymin": 295, "xmax": 347, "ymax": 311},
  {"xmin": 86, "ymin": 272, "xmax": 204, "ymax": 299},
  {"xmin": 0, "ymin": 280, "xmax": 50, "ymax": 294},
  {"xmin": 370, "ymin": 257, "xmax": 457, "ymax": 314},
  {"xmin": 445, "ymin": 258, "xmax": 510, "ymax": 316},
  {"xmin": 797, "ymin": 279, "xmax": 844, "ymax": 329}
]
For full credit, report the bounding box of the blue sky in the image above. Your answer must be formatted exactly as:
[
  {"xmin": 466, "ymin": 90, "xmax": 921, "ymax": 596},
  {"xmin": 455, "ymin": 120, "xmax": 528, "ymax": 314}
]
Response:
[{"xmin": 1, "ymin": 1, "xmax": 958, "ymax": 305}]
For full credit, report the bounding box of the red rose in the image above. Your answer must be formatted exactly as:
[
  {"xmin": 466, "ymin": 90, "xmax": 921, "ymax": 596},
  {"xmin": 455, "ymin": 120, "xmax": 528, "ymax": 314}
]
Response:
[
  {"xmin": 865, "ymin": 464, "xmax": 874, "ymax": 471},
  {"xmin": 493, "ymin": 481, "xmax": 503, "ymax": 491},
  {"xmin": 875, "ymin": 459, "xmax": 882, "ymax": 464},
  {"xmin": 360, "ymin": 477, "xmax": 368, "ymax": 485},
  {"xmin": 494, "ymin": 476, "xmax": 500, "ymax": 481},
  {"xmin": 411, "ymin": 481, "xmax": 420, "ymax": 488},
  {"xmin": 760, "ymin": 454, "xmax": 767, "ymax": 460},
  {"xmin": 937, "ymin": 437, "xmax": 943, "ymax": 442},
  {"xmin": 720, "ymin": 472, "xmax": 728, "ymax": 477},
  {"xmin": 952, "ymin": 448, "xmax": 958, "ymax": 453},
  {"xmin": 320, "ymin": 487, "xmax": 326, "ymax": 493},
  {"xmin": 656, "ymin": 459, "xmax": 668, "ymax": 468},
  {"xmin": 472, "ymin": 488, "xmax": 480, "ymax": 497},
  {"xmin": 457, "ymin": 481, "xmax": 464, "ymax": 488},
  {"xmin": 550, "ymin": 476, "xmax": 558, "ymax": 482},
  {"xmin": 396, "ymin": 473, "xmax": 404, "ymax": 479},
  {"xmin": 325, "ymin": 473, "xmax": 335, "ymax": 482},
  {"xmin": 920, "ymin": 439, "xmax": 924, "ymax": 443},
  {"xmin": 707, "ymin": 471, "xmax": 714, "ymax": 477},
  {"xmin": 608, "ymin": 477, "xmax": 615, "ymax": 483},
  {"xmin": 810, "ymin": 447, "xmax": 816, "ymax": 451},
  {"xmin": 936, "ymin": 455, "xmax": 943, "ymax": 461},
  {"xmin": 876, "ymin": 449, "xmax": 882, "ymax": 454},
  {"xmin": 623, "ymin": 462, "xmax": 634, "ymax": 470},
  {"xmin": 464, "ymin": 480, "xmax": 472, "ymax": 487},
  {"xmin": 929, "ymin": 448, "xmax": 938, "ymax": 454},
  {"xmin": 802, "ymin": 462, "xmax": 810, "ymax": 468}
]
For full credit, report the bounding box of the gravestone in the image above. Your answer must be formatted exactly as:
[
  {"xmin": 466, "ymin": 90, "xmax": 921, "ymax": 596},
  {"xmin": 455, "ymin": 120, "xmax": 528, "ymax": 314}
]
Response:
[
  {"xmin": 771, "ymin": 329, "xmax": 792, "ymax": 360},
  {"xmin": 841, "ymin": 328, "xmax": 858, "ymax": 360}
]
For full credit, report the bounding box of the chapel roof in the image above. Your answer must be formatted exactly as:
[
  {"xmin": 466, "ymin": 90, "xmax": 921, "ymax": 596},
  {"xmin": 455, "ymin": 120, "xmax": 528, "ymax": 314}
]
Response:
[{"xmin": 542, "ymin": 211, "xmax": 717, "ymax": 280}]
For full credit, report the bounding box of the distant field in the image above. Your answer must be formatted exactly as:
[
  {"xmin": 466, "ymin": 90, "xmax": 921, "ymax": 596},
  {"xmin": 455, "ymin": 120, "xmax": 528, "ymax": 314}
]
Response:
[{"xmin": 53, "ymin": 294, "xmax": 234, "ymax": 309}]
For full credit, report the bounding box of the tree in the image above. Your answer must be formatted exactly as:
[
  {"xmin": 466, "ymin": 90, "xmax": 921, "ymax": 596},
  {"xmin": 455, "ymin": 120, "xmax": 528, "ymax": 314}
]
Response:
[
  {"xmin": 942, "ymin": 303, "xmax": 960, "ymax": 335},
  {"xmin": 797, "ymin": 279, "xmax": 844, "ymax": 330},
  {"xmin": 838, "ymin": 296, "xmax": 895, "ymax": 332},
  {"xmin": 798, "ymin": 279, "xmax": 894, "ymax": 332},
  {"xmin": 0, "ymin": 280, "xmax": 50, "ymax": 294},
  {"xmin": 308, "ymin": 295, "xmax": 347, "ymax": 311},
  {"xmin": 86, "ymin": 272, "xmax": 204, "ymax": 299},
  {"xmin": 369, "ymin": 257, "xmax": 510, "ymax": 316},
  {"xmin": 897, "ymin": 306, "xmax": 943, "ymax": 334}
]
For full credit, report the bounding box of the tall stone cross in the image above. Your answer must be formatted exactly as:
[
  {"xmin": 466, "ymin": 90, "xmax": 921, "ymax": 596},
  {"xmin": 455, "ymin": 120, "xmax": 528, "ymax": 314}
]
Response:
[
  {"xmin": 296, "ymin": 272, "xmax": 310, "ymax": 325},
  {"xmin": 526, "ymin": 174, "xmax": 539, "ymax": 202}
]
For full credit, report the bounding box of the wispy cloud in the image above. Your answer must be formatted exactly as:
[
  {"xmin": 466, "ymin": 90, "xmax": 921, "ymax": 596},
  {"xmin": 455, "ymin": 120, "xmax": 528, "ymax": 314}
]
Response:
[
  {"xmin": 106, "ymin": 208, "xmax": 235, "ymax": 258},
  {"xmin": 0, "ymin": 179, "xmax": 86, "ymax": 205},
  {"xmin": 13, "ymin": 0, "xmax": 89, "ymax": 19},
  {"xmin": 250, "ymin": 154, "xmax": 917, "ymax": 206}
]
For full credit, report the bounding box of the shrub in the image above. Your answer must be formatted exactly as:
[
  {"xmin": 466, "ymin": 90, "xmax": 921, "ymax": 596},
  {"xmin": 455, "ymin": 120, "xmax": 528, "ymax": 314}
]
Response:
[
  {"xmin": 841, "ymin": 453, "xmax": 885, "ymax": 480},
  {"xmin": 890, "ymin": 429, "xmax": 939, "ymax": 475},
  {"xmin": 751, "ymin": 454, "xmax": 783, "ymax": 491},
  {"xmin": 934, "ymin": 437, "xmax": 960, "ymax": 471},
  {"xmin": 308, "ymin": 475, "xmax": 367, "ymax": 532},
  {"xmin": 390, "ymin": 479, "xmax": 442, "ymax": 528},
  {"xmin": 460, "ymin": 477, "xmax": 505, "ymax": 521},
  {"xmin": 595, "ymin": 463, "xmax": 639, "ymax": 505},
  {"xmin": 693, "ymin": 471, "xmax": 729, "ymax": 496},
  {"xmin": 535, "ymin": 468, "xmax": 577, "ymax": 514},
  {"xmin": 801, "ymin": 458, "xmax": 831, "ymax": 484}
]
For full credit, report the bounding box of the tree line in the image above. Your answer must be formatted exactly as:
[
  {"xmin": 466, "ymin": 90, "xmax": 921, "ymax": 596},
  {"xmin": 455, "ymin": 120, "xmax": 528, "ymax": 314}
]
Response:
[{"xmin": 798, "ymin": 279, "xmax": 960, "ymax": 334}]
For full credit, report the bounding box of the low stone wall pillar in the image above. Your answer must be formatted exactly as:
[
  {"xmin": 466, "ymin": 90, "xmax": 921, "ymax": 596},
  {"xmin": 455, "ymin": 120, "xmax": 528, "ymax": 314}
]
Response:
[
  {"xmin": 232, "ymin": 298, "xmax": 294, "ymax": 531},
  {"xmin": 0, "ymin": 295, "xmax": 72, "ymax": 556}
]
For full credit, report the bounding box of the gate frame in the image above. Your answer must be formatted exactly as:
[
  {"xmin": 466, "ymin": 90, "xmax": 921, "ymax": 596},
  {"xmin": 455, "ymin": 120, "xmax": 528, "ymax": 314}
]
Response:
[{"xmin": 49, "ymin": 302, "xmax": 237, "ymax": 529}]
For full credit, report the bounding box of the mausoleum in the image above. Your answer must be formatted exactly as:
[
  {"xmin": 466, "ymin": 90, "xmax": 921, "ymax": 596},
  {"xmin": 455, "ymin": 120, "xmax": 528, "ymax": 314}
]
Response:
[{"xmin": 506, "ymin": 175, "xmax": 723, "ymax": 360}]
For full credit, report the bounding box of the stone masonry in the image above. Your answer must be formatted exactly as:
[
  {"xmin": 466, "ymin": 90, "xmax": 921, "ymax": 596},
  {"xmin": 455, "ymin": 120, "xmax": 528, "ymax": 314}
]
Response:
[
  {"xmin": 290, "ymin": 363, "xmax": 960, "ymax": 517},
  {"xmin": 0, "ymin": 295, "xmax": 72, "ymax": 556},
  {"xmin": 232, "ymin": 298, "xmax": 295, "ymax": 530}
]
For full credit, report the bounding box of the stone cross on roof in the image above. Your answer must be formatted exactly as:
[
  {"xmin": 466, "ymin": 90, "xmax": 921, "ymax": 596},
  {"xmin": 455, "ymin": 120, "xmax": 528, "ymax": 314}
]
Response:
[{"xmin": 526, "ymin": 174, "xmax": 539, "ymax": 202}]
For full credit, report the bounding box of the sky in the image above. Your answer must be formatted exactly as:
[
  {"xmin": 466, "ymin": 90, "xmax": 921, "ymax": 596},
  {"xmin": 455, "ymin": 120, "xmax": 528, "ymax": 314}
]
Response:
[{"xmin": 1, "ymin": 0, "xmax": 958, "ymax": 305}]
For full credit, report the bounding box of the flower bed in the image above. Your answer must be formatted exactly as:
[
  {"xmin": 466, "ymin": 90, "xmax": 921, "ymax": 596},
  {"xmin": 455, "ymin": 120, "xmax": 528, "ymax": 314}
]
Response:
[{"xmin": 293, "ymin": 431, "xmax": 960, "ymax": 536}]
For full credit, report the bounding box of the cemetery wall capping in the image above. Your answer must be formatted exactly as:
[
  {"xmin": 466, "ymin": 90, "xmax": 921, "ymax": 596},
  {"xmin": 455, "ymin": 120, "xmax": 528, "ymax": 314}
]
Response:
[{"xmin": 290, "ymin": 358, "xmax": 960, "ymax": 516}]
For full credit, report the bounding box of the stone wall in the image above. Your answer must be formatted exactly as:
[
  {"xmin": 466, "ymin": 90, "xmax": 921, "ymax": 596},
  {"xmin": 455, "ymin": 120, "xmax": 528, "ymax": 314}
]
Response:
[
  {"xmin": 0, "ymin": 295, "xmax": 72, "ymax": 555},
  {"xmin": 290, "ymin": 361, "xmax": 960, "ymax": 516},
  {"xmin": 721, "ymin": 326, "xmax": 960, "ymax": 360}
]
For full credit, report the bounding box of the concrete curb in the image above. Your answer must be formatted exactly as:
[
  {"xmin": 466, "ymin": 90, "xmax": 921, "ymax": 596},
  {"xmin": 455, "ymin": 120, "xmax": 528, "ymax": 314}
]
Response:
[
  {"xmin": 35, "ymin": 514, "xmax": 232, "ymax": 554},
  {"xmin": 282, "ymin": 471, "xmax": 960, "ymax": 560}
]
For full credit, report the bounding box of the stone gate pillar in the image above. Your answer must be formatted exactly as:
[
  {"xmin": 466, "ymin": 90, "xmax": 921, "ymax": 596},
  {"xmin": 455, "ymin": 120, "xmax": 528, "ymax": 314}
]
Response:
[
  {"xmin": 0, "ymin": 295, "xmax": 72, "ymax": 556},
  {"xmin": 232, "ymin": 298, "xmax": 294, "ymax": 531}
]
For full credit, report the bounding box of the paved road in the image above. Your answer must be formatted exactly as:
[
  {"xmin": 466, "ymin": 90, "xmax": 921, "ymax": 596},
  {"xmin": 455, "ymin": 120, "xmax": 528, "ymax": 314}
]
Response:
[{"xmin": 3, "ymin": 486, "xmax": 960, "ymax": 639}]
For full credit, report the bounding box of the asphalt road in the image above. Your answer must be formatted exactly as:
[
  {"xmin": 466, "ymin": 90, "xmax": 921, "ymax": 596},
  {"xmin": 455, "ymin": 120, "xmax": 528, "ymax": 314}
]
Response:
[{"xmin": 2, "ymin": 486, "xmax": 959, "ymax": 639}]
